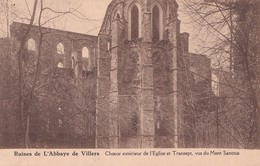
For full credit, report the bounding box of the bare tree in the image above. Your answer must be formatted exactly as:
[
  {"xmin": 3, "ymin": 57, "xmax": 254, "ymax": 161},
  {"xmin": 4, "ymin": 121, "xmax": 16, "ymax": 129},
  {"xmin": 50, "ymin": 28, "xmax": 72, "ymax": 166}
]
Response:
[
  {"xmin": 182, "ymin": 0, "xmax": 260, "ymax": 149},
  {"xmin": 0, "ymin": 0, "xmax": 99, "ymax": 148}
]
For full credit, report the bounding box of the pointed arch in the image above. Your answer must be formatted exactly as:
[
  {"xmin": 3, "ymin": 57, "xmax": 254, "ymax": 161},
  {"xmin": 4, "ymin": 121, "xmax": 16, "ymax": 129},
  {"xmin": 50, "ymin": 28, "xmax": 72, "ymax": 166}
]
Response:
[
  {"xmin": 82, "ymin": 46, "xmax": 90, "ymax": 71},
  {"xmin": 57, "ymin": 61, "xmax": 64, "ymax": 68},
  {"xmin": 114, "ymin": 11, "xmax": 121, "ymax": 20},
  {"xmin": 116, "ymin": 13, "xmax": 121, "ymax": 19},
  {"xmin": 151, "ymin": 2, "xmax": 163, "ymax": 41},
  {"xmin": 82, "ymin": 46, "xmax": 89, "ymax": 58},
  {"xmin": 152, "ymin": 5, "xmax": 160, "ymax": 41},
  {"xmin": 128, "ymin": 2, "xmax": 142, "ymax": 40},
  {"xmin": 27, "ymin": 38, "xmax": 36, "ymax": 51},
  {"xmin": 131, "ymin": 5, "xmax": 139, "ymax": 39},
  {"xmin": 57, "ymin": 42, "xmax": 65, "ymax": 54}
]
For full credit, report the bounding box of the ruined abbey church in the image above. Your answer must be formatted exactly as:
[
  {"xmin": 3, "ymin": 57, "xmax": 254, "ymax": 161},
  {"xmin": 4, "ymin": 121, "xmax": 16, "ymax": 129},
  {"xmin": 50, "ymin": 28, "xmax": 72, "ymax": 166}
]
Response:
[
  {"xmin": 95, "ymin": 0, "xmax": 212, "ymax": 148},
  {"xmin": 1, "ymin": 0, "xmax": 215, "ymax": 148},
  {"xmin": 96, "ymin": 0, "xmax": 194, "ymax": 148}
]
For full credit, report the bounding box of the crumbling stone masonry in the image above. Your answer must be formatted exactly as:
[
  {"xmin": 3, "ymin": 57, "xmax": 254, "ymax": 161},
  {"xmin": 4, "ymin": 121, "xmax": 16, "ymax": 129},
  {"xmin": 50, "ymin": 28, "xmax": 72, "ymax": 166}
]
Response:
[
  {"xmin": 95, "ymin": 0, "xmax": 208, "ymax": 148},
  {"xmin": 0, "ymin": 0, "xmax": 213, "ymax": 148}
]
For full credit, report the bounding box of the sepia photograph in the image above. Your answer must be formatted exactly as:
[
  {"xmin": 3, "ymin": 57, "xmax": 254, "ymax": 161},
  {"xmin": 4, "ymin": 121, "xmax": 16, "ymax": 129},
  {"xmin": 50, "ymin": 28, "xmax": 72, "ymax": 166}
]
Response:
[{"xmin": 0, "ymin": 0, "xmax": 260, "ymax": 150}]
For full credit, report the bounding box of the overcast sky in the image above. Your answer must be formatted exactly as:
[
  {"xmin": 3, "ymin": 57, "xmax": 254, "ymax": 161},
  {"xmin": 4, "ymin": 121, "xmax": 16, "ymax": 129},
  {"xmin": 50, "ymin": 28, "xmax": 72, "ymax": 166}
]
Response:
[
  {"xmin": 8, "ymin": 0, "xmax": 110, "ymax": 35},
  {"xmin": 9, "ymin": 0, "xmax": 193, "ymax": 33},
  {"xmin": 1, "ymin": 0, "xmax": 231, "ymax": 68},
  {"xmin": 1, "ymin": 0, "xmax": 201, "ymax": 53}
]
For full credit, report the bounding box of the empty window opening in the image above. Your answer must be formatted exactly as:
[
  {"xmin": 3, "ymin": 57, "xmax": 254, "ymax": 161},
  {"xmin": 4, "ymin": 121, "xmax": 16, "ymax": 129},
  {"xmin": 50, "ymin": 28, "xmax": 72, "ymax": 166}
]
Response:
[
  {"xmin": 82, "ymin": 47, "xmax": 89, "ymax": 58},
  {"xmin": 57, "ymin": 61, "xmax": 64, "ymax": 68},
  {"xmin": 57, "ymin": 43, "xmax": 64, "ymax": 54},
  {"xmin": 107, "ymin": 42, "xmax": 111, "ymax": 51},
  {"xmin": 152, "ymin": 5, "xmax": 160, "ymax": 42},
  {"xmin": 82, "ymin": 47, "xmax": 89, "ymax": 71},
  {"xmin": 131, "ymin": 5, "xmax": 139, "ymax": 39},
  {"xmin": 27, "ymin": 38, "xmax": 36, "ymax": 51},
  {"xmin": 116, "ymin": 13, "xmax": 120, "ymax": 19}
]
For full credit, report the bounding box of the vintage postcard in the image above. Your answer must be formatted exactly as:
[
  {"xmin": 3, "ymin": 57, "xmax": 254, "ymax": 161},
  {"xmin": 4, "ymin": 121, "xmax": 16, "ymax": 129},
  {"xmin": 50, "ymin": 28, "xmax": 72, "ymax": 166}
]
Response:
[{"xmin": 0, "ymin": 0, "xmax": 259, "ymax": 165}]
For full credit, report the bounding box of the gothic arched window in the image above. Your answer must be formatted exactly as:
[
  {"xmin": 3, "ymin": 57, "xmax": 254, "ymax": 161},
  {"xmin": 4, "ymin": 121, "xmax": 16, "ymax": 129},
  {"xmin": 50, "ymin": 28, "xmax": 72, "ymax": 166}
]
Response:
[
  {"xmin": 82, "ymin": 46, "xmax": 89, "ymax": 71},
  {"xmin": 152, "ymin": 5, "xmax": 160, "ymax": 42},
  {"xmin": 131, "ymin": 5, "xmax": 139, "ymax": 39},
  {"xmin": 82, "ymin": 46, "xmax": 89, "ymax": 58},
  {"xmin": 128, "ymin": 3, "xmax": 141, "ymax": 40},
  {"xmin": 27, "ymin": 38, "xmax": 36, "ymax": 51},
  {"xmin": 152, "ymin": 3, "xmax": 163, "ymax": 41},
  {"xmin": 57, "ymin": 43, "xmax": 64, "ymax": 54},
  {"xmin": 116, "ymin": 13, "xmax": 120, "ymax": 19}
]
